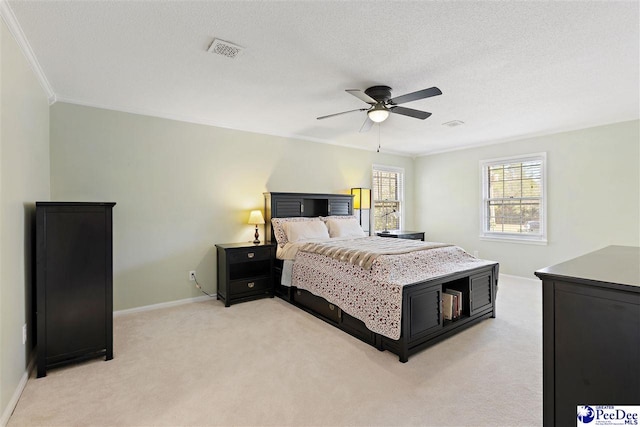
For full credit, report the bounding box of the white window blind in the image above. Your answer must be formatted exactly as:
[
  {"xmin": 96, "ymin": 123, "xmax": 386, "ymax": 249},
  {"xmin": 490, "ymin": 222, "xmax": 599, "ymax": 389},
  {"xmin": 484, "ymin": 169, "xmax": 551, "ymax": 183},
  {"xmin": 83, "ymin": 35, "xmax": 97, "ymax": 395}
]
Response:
[
  {"xmin": 480, "ymin": 153, "xmax": 547, "ymax": 243},
  {"xmin": 372, "ymin": 165, "xmax": 404, "ymax": 232}
]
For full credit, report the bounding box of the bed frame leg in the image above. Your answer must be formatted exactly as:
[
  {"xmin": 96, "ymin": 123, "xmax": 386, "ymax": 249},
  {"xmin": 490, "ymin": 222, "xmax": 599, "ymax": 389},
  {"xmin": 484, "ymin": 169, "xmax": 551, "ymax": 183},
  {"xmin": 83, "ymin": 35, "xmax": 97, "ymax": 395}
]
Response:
[
  {"xmin": 375, "ymin": 335, "xmax": 384, "ymax": 351},
  {"xmin": 398, "ymin": 341, "xmax": 409, "ymax": 363}
]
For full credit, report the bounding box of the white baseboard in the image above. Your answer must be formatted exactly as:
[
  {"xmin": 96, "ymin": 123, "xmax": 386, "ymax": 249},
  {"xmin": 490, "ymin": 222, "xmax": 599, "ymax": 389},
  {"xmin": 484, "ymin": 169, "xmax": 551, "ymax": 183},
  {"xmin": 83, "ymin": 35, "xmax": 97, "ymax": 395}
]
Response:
[
  {"xmin": 113, "ymin": 294, "xmax": 215, "ymax": 317},
  {"xmin": 499, "ymin": 273, "xmax": 540, "ymax": 284},
  {"xmin": 1, "ymin": 355, "xmax": 35, "ymax": 427}
]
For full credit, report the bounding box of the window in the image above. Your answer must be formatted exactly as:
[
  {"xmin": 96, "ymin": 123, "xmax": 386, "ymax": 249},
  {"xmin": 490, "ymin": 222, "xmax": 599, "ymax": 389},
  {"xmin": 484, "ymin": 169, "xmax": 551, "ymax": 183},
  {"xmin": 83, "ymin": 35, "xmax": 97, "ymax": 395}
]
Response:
[
  {"xmin": 480, "ymin": 153, "xmax": 546, "ymax": 243},
  {"xmin": 373, "ymin": 165, "xmax": 404, "ymax": 232}
]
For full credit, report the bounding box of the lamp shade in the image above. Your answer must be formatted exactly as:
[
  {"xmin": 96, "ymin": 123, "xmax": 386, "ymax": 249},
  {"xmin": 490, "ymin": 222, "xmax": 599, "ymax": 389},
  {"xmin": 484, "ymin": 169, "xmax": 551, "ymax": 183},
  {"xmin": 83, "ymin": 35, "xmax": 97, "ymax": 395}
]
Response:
[
  {"xmin": 248, "ymin": 210, "xmax": 265, "ymax": 225},
  {"xmin": 351, "ymin": 188, "xmax": 371, "ymax": 210}
]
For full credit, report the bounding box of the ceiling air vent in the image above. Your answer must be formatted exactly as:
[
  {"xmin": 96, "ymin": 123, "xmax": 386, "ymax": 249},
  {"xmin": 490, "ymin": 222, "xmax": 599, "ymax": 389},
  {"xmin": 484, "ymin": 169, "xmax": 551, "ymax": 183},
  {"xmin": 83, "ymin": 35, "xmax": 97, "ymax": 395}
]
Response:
[
  {"xmin": 442, "ymin": 120, "xmax": 465, "ymax": 128},
  {"xmin": 207, "ymin": 38, "xmax": 243, "ymax": 59}
]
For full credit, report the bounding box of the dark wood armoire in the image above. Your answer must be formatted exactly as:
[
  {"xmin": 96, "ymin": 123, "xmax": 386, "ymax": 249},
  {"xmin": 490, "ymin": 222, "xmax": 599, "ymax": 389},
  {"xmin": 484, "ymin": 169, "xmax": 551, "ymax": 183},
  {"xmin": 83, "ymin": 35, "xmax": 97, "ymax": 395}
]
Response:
[{"xmin": 36, "ymin": 202, "xmax": 116, "ymax": 377}]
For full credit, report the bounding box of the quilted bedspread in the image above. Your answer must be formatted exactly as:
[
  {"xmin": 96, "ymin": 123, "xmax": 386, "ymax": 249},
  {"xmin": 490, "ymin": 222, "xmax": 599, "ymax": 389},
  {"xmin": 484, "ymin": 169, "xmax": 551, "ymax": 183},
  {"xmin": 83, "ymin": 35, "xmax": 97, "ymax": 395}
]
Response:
[
  {"xmin": 291, "ymin": 237, "xmax": 496, "ymax": 340},
  {"xmin": 298, "ymin": 237, "xmax": 452, "ymax": 270}
]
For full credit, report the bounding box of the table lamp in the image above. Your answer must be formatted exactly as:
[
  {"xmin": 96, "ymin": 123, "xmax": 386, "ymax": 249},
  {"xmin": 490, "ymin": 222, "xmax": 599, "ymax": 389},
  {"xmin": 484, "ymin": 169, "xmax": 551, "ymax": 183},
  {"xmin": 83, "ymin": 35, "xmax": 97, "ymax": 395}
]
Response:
[{"xmin": 248, "ymin": 210, "xmax": 265, "ymax": 244}]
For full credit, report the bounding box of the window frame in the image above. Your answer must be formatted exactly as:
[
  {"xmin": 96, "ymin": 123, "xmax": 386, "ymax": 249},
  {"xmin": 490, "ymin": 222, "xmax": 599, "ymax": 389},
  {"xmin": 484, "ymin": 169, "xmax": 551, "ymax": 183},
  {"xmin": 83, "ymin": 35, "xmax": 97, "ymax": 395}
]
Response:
[
  {"xmin": 479, "ymin": 153, "xmax": 547, "ymax": 245},
  {"xmin": 372, "ymin": 164, "xmax": 404, "ymax": 233}
]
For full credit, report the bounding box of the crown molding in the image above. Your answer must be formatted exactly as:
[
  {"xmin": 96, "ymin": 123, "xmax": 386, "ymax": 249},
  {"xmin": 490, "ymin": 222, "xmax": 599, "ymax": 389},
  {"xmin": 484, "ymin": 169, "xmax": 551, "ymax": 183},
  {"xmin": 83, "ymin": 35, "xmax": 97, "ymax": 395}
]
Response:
[{"xmin": 0, "ymin": 0, "xmax": 56, "ymax": 104}]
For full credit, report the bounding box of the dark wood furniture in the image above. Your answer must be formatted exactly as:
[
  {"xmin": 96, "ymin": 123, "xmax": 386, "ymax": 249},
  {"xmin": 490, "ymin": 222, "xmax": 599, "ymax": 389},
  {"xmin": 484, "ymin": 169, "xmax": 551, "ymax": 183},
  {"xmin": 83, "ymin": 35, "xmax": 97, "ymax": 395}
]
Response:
[
  {"xmin": 215, "ymin": 242, "xmax": 276, "ymax": 307},
  {"xmin": 264, "ymin": 192, "xmax": 352, "ymax": 234},
  {"xmin": 35, "ymin": 202, "xmax": 116, "ymax": 378},
  {"xmin": 377, "ymin": 230, "xmax": 425, "ymax": 241},
  {"xmin": 535, "ymin": 246, "xmax": 640, "ymax": 427},
  {"xmin": 265, "ymin": 192, "xmax": 499, "ymax": 362}
]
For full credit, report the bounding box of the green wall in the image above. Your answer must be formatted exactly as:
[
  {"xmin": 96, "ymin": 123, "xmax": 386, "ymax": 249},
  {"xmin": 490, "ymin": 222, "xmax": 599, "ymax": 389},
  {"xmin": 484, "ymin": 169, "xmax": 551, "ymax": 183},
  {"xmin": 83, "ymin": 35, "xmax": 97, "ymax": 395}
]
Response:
[
  {"xmin": 415, "ymin": 120, "xmax": 640, "ymax": 277},
  {"xmin": 49, "ymin": 102, "xmax": 414, "ymax": 311},
  {"xmin": 49, "ymin": 103, "xmax": 640, "ymax": 303},
  {"xmin": 0, "ymin": 18, "xmax": 50, "ymax": 425}
]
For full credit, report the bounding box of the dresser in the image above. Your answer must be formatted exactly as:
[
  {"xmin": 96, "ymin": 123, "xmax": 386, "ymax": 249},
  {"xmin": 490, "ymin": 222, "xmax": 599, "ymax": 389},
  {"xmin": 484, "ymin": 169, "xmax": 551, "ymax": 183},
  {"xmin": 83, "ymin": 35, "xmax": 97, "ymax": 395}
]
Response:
[
  {"xmin": 36, "ymin": 202, "xmax": 116, "ymax": 377},
  {"xmin": 535, "ymin": 246, "xmax": 640, "ymax": 426},
  {"xmin": 215, "ymin": 242, "xmax": 276, "ymax": 307}
]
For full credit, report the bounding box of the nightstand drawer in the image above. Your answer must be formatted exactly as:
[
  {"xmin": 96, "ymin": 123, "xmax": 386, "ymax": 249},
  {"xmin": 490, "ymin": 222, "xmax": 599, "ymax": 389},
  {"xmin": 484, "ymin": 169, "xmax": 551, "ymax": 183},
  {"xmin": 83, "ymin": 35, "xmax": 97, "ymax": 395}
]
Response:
[
  {"xmin": 230, "ymin": 277, "xmax": 271, "ymax": 295},
  {"xmin": 397, "ymin": 232, "xmax": 424, "ymax": 240},
  {"xmin": 377, "ymin": 231, "xmax": 425, "ymax": 241},
  {"xmin": 227, "ymin": 247, "xmax": 271, "ymax": 263}
]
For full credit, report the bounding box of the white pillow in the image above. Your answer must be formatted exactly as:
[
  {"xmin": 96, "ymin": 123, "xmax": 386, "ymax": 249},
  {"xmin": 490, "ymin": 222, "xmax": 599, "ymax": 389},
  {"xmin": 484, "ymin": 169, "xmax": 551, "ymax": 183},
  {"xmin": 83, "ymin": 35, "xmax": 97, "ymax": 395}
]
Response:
[
  {"xmin": 325, "ymin": 218, "xmax": 366, "ymax": 238},
  {"xmin": 271, "ymin": 217, "xmax": 320, "ymax": 247},
  {"xmin": 283, "ymin": 220, "xmax": 330, "ymax": 243}
]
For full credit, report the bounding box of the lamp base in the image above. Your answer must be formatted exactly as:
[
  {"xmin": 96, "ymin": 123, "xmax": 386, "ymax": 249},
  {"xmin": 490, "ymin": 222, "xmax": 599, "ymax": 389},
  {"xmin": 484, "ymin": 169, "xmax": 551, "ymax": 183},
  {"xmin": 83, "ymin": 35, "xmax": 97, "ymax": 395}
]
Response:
[
  {"xmin": 253, "ymin": 226, "xmax": 260, "ymax": 244},
  {"xmin": 380, "ymin": 230, "xmax": 390, "ymax": 234}
]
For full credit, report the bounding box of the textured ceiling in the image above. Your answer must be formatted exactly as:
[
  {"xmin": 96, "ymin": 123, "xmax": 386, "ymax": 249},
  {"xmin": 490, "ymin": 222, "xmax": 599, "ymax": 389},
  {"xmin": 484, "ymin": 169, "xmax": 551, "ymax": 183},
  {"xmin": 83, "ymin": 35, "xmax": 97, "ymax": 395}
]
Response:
[{"xmin": 6, "ymin": 0, "xmax": 639, "ymax": 156}]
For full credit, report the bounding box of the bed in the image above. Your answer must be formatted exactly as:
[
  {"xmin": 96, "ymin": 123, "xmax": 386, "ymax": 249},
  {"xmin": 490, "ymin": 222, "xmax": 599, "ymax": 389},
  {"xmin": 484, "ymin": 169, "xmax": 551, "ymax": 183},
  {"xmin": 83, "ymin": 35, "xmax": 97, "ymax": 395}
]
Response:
[{"xmin": 264, "ymin": 192, "xmax": 499, "ymax": 362}]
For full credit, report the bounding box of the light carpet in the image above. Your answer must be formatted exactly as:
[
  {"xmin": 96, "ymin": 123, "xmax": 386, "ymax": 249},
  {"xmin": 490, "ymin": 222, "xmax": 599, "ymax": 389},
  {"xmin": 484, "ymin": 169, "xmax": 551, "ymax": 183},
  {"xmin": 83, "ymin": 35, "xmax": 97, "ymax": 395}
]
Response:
[{"xmin": 8, "ymin": 275, "xmax": 542, "ymax": 426}]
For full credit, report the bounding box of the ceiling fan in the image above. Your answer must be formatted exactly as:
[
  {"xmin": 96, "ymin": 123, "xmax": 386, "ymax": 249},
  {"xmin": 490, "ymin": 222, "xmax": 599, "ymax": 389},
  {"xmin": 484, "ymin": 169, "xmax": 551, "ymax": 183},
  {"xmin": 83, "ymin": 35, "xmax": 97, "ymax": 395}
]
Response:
[{"xmin": 317, "ymin": 85, "xmax": 442, "ymax": 132}]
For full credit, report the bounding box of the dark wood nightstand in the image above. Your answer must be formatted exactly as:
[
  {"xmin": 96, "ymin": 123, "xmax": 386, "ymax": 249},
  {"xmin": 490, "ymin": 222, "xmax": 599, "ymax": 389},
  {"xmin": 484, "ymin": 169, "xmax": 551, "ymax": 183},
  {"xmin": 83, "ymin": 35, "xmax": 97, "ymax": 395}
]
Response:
[
  {"xmin": 377, "ymin": 230, "xmax": 425, "ymax": 241},
  {"xmin": 215, "ymin": 242, "xmax": 276, "ymax": 307}
]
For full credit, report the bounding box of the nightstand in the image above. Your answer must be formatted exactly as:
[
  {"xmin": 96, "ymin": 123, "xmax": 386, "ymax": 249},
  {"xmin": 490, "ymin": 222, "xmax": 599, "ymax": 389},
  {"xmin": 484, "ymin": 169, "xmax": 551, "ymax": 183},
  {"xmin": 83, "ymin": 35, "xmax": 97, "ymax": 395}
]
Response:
[
  {"xmin": 377, "ymin": 230, "xmax": 425, "ymax": 241},
  {"xmin": 215, "ymin": 242, "xmax": 276, "ymax": 307}
]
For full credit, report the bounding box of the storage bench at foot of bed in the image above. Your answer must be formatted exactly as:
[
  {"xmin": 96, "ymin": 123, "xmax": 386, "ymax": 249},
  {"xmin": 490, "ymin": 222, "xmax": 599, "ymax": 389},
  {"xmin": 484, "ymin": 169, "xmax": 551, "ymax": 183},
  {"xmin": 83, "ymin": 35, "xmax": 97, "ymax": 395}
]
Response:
[
  {"xmin": 389, "ymin": 266, "xmax": 498, "ymax": 362},
  {"xmin": 378, "ymin": 308, "xmax": 495, "ymax": 362},
  {"xmin": 276, "ymin": 263, "xmax": 498, "ymax": 362}
]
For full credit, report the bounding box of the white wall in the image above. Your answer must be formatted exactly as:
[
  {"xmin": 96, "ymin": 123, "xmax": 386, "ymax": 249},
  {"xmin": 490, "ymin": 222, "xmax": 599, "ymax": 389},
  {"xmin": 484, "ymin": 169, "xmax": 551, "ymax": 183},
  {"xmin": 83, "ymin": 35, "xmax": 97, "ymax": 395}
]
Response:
[
  {"xmin": 0, "ymin": 18, "xmax": 50, "ymax": 425},
  {"xmin": 50, "ymin": 102, "xmax": 414, "ymax": 310},
  {"xmin": 415, "ymin": 120, "xmax": 640, "ymax": 277}
]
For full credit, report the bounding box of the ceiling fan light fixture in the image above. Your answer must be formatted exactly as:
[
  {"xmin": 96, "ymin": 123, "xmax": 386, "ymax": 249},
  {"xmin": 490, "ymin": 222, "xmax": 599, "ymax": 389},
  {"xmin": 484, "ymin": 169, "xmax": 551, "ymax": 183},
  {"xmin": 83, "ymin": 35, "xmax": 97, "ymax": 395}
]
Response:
[{"xmin": 368, "ymin": 105, "xmax": 390, "ymax": 123}]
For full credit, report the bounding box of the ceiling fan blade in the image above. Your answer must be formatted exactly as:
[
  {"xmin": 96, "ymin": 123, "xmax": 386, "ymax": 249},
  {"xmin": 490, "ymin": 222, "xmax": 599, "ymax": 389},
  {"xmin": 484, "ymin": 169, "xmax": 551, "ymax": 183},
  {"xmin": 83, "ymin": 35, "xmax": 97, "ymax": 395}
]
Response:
[
  {"xmin": 389, "ymin": 106, "xmax": 432, "ymax": 120},
  {"xmin": 388, "ymin": 87, "xmax": 442, "ymax": 105},
  {"xmin": 359, "ymin": 116, "xmax": 374, "ymax": 133},
  {"xmin": 346, "ymin": 89, "xmax": 377, "ymax": 105},
  {"xmin": 317, "ymin": 108, "xmax": 367, "ymax": 120}
]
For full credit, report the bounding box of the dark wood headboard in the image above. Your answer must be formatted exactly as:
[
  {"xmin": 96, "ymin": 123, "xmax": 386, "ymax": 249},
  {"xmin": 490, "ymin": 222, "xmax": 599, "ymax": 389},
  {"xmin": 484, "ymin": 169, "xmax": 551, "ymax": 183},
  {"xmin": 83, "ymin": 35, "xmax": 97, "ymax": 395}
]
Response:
[{"xmin": 263, "ymin": 192, "xmax": 354, "ymax": 243}]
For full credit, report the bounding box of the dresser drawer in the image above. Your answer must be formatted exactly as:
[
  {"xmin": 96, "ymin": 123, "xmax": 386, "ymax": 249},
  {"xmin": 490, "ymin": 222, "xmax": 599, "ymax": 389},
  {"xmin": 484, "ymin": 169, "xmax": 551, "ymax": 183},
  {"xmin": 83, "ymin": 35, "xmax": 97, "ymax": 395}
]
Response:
[
  {"xmin": 230, "ymin": 277, "xmax": 271, "ymax": 295},
  {"xmin": 227, "ymin": 247, "xmax": 271, "ymax": 263}
]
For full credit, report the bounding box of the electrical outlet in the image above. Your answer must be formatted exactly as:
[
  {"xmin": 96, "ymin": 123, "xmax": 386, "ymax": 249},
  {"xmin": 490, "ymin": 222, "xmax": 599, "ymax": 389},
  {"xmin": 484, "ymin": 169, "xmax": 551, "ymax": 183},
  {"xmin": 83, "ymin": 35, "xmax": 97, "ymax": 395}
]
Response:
[
  {"xmin": 22, "ymin": 324, "xmax": 27, "ymax": 345},
  {"xmin": 189, "ymin": 271, "xmax": 196, "ymax": 281}
]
